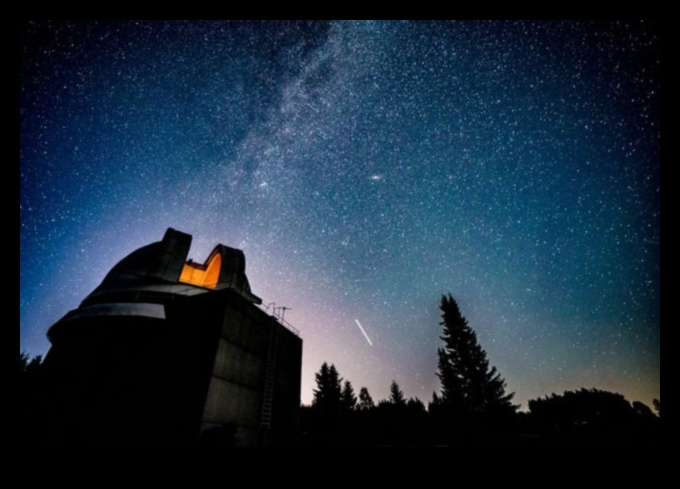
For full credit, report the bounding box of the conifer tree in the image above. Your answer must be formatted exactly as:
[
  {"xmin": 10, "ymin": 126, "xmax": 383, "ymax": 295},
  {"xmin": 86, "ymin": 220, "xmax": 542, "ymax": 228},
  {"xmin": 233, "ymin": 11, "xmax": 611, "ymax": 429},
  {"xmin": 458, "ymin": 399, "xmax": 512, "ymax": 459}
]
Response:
[
  {"xmin": 312, "ymin": 362, "xmax": 342, "ymax": 413},
  {"xmin": 341, "ymin": 380, "xmax": 357, "ymax": 412},
  {"xmin": 389, "ymin": 380, "xmax": 406, "ymax": 406},
  {"xmin": 358, "ymin": 387, "xmax": 375, "ymax": 410},
  {"xmin": 436, "ymin": 294, "xmax": 516, "ymax": 415}
]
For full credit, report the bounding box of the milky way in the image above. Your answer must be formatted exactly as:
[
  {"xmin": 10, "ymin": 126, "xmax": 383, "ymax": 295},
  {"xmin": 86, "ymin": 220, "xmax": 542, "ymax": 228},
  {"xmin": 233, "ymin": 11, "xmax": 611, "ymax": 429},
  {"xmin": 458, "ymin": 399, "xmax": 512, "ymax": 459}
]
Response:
[{"xmin": 20, "ymin": 21, "xmax": 660, "ymax": 408}]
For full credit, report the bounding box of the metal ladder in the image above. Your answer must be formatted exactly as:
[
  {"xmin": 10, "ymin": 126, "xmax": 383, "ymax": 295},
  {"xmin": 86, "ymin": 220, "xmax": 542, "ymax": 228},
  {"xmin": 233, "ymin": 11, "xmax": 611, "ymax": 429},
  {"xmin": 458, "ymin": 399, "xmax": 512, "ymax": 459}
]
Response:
[{"xmin": 260, "ymin": 316, "xmax": 280, "ymax": 430}]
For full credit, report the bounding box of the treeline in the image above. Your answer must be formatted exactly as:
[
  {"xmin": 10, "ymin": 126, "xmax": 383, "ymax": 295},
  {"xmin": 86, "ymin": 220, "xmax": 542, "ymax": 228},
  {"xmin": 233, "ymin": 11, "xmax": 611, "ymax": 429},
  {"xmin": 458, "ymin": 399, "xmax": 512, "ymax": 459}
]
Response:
[
  {"xmin": 20, "ymin": 294, "xmax": 660, "ymax": 446},
  {"xmin": 301, "ymin": 295, "xmax": 660, "ymax": 446},
  {"xmin": 301, "ymin": 363, "xmax": 660, "ymax": 446},
  {"xmin": 301, "ymin": 364, "xmax": 429, "ymax": 445},
  {"xmin": 19, "ymin": 352, "xmax": 46, "ymax": 443}
]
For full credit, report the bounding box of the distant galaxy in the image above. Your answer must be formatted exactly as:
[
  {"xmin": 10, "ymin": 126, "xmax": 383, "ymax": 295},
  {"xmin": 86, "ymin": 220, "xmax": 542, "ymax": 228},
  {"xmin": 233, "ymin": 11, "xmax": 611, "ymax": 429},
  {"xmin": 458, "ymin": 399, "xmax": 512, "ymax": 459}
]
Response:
[{"xmin": 20, "ymin": 21, "xmax": 660, "ymax": 408}]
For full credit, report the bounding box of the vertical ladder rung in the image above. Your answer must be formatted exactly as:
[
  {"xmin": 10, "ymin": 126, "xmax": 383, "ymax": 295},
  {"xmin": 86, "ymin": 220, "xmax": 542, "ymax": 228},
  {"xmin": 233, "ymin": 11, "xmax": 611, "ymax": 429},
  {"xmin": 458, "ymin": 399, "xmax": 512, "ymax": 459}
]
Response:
[{"xmin": 261, "ymin": 317, "xmax": 280, "ymax": 430}]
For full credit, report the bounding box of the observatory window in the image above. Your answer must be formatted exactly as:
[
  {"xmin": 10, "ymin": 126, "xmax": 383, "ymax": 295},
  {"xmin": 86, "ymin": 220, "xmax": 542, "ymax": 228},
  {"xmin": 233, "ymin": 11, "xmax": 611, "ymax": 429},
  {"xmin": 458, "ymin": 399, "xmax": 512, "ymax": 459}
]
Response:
[{"xmin": 179, "ymin": 252, "xmax": 222, "ymax": 288}]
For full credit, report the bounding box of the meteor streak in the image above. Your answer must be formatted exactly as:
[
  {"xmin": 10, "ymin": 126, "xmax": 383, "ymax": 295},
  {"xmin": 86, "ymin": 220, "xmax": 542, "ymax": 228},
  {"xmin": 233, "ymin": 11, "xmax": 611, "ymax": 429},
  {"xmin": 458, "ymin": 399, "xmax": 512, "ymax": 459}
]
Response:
[{"xmin": 354, "ymin": 319, "xmax": 373, "ymax": 346}]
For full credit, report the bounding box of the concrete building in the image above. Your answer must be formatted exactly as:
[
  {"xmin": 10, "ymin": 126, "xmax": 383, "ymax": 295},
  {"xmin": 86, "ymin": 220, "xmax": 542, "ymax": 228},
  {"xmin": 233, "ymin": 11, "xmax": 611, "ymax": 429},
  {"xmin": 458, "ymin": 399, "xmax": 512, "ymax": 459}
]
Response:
[{"xmin": 43, "ymin": 228, "xmax": 302, "ymax": 446}]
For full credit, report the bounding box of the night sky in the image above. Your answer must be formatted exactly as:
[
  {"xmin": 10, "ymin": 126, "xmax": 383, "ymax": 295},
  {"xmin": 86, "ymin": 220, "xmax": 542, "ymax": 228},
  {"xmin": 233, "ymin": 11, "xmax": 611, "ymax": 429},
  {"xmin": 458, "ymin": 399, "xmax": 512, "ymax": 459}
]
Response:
[{"xmin": 20, "ymin": 21, "xmax": 660, "ymax": 409}]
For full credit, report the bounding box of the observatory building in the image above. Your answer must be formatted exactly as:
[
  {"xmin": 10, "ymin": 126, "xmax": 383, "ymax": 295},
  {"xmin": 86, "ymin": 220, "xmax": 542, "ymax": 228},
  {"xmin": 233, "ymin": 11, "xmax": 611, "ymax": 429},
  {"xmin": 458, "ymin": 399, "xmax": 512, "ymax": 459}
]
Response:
[{"xmin": 42, "ymin": 228, "xmax": 302, "ymax": 446}]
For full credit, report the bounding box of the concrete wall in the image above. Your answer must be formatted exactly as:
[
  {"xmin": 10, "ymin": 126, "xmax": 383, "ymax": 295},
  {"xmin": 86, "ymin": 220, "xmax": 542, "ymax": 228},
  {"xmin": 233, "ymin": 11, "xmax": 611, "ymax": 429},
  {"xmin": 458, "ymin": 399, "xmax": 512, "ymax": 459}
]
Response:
[
  {"xmin": 43, "ymin": 312, "xmax": 217, "ymax": 446},
  {"xmin": 201, "ymin": 294, "xmax": 302, "ymax": 446},
  {"xmin": 43, "ymin": 286, "xmax": 301, "ymax": 446}
]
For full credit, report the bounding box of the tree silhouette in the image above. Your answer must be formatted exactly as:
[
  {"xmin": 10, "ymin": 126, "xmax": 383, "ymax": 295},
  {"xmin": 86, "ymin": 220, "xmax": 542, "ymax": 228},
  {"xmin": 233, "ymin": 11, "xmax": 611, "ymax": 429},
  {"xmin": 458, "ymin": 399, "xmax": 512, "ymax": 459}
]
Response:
[
  {"xmin": 20, "ymin": 351, "xmax": 43, "ymax": 379},
  {"xmin": 434, "ymin": 294, "xmax": 517, "ymax": 441},
  {"xmin": 405, "ymin": 397, "xmax": 430, "ymax": 445},
  {"xmin": 312, "ymin": 362, "xmax": 342, "ymax": 412},
  {"xmin": 358, "ymin": 387, "xmax": 374, "ymax": 411},
  {"xmin": 389, "ymin": 380, "xmax": 406, "ymax": 406},
  {"xmin": 407, "ymin": 397, "xmax": 426, "ymax": 412},
  {"xmin": 308, "ymin": 362, "xmax": 346, "ymax": 445},
  {"xmin": 527, "ymin": 388, "xmax": 660, "ymax": 444},
  {"xmin": 653, "ymin": 398, "xmax": 660, "ymax": 417},
  {"xmin": 19, "ymin": 351, "xmax": 45, "ymax": 445},
  {"xmin": 437, "ymin": 295, "xmax": 516, "ymax": 413},
  {"xmin": 632, "ymin": 401, "xmax": 658, "ymax": 425},
  {"xmin": 20, "ymin": 351, "xmax": 29, "ymax": 374},
  {"xmin": 341, "ymin": 380, "xmax": 357, "ymax": 413}
]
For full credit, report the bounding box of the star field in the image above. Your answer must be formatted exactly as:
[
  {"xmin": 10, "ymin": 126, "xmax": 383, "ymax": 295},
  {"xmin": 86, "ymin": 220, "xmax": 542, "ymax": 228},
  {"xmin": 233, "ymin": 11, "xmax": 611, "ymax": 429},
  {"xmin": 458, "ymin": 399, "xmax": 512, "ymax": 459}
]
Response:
[{"xmin": 20, "ymin": 21, "xmax": 660, "ymax": 408}]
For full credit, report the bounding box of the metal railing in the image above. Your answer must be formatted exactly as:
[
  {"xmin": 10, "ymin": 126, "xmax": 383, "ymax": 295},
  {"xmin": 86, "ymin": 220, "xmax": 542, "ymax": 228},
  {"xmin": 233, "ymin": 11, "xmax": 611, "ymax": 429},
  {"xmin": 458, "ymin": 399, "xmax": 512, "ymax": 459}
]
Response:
[
  {"xmin": 126, "ymin": 281, "xmax": 301, "ymax": 337},
  {"xmin": 256, "ymin": 303, "xmax": 300, "ymax": 336}
]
